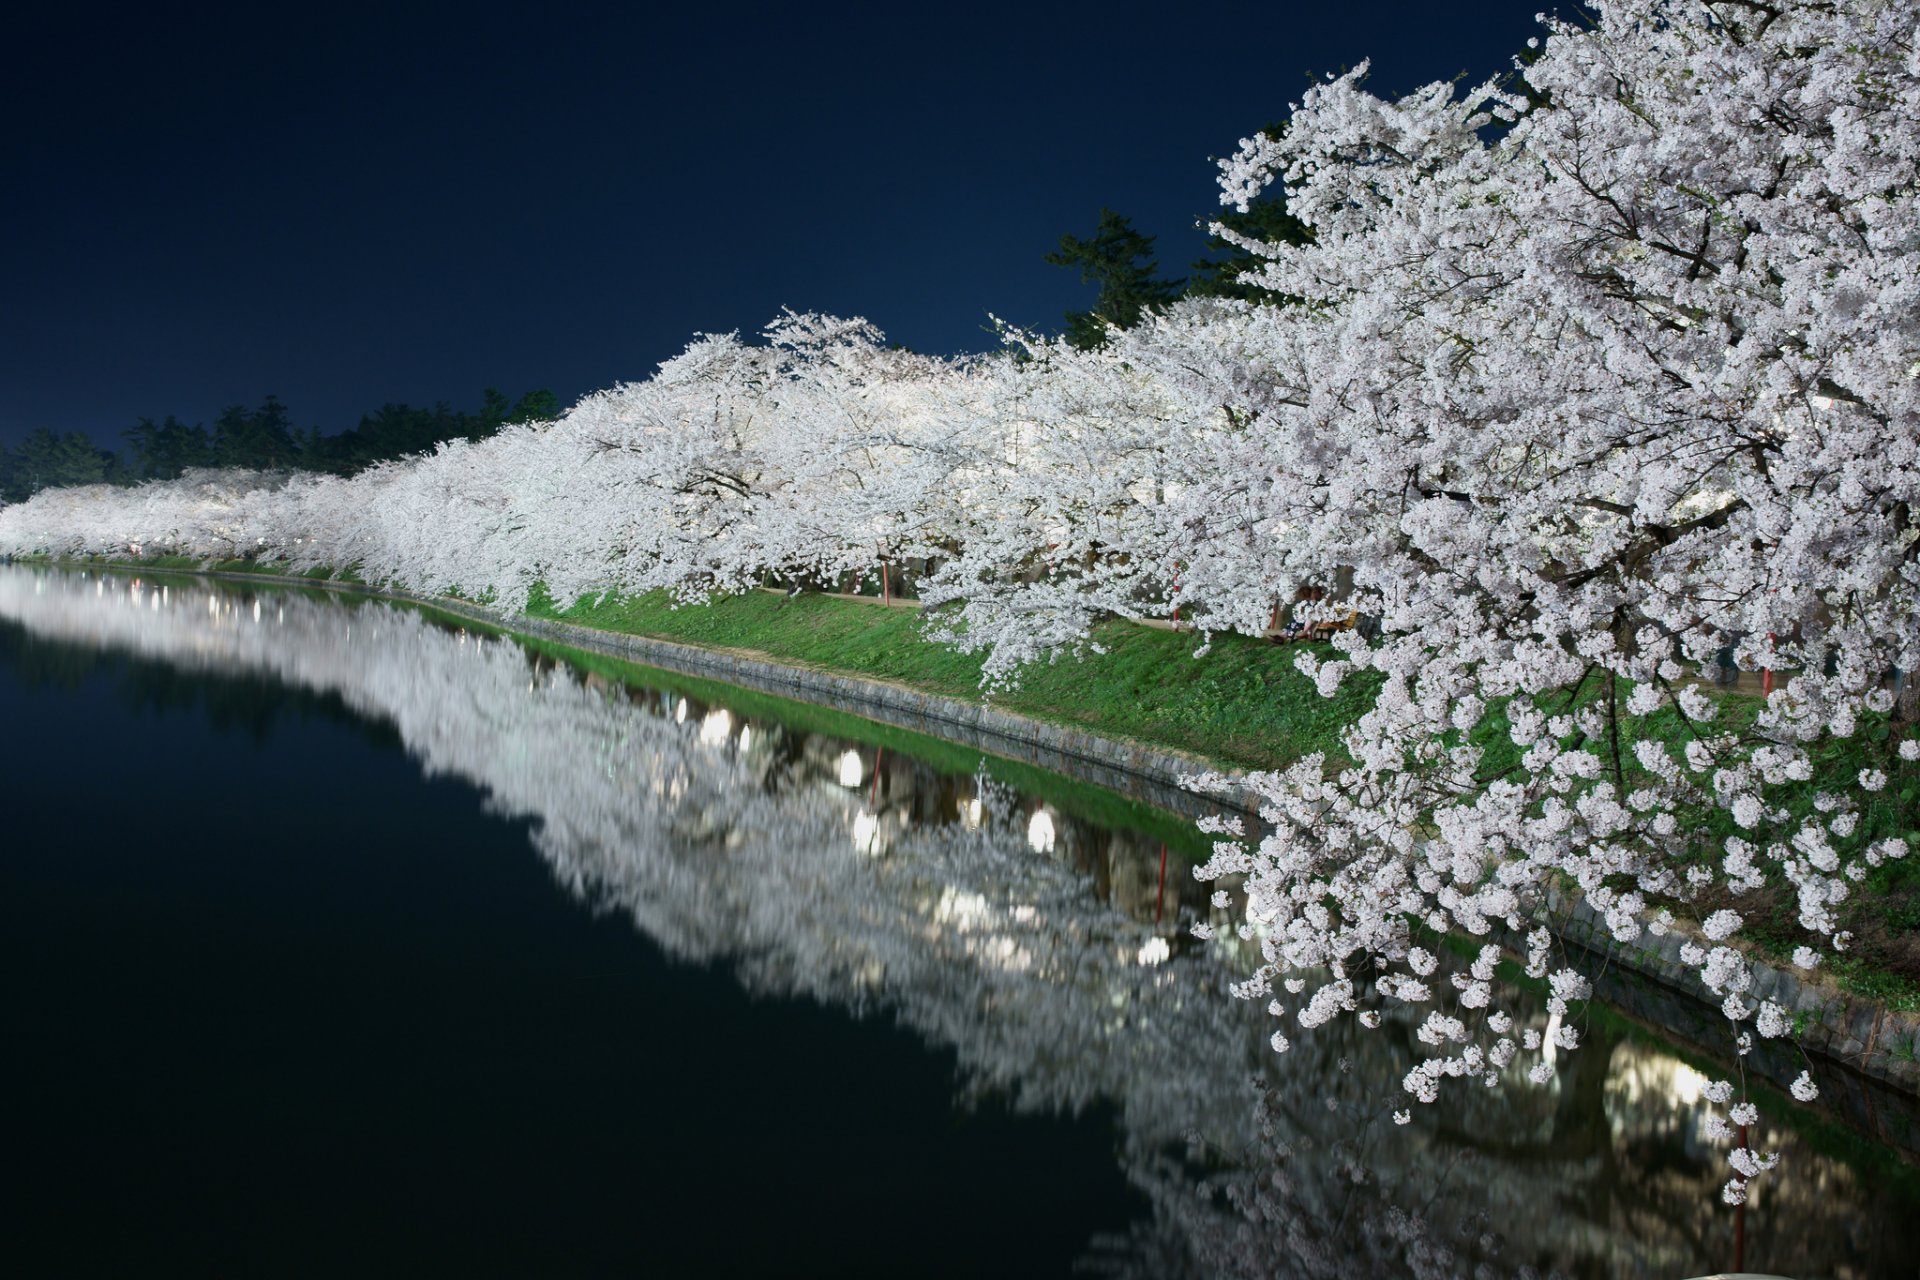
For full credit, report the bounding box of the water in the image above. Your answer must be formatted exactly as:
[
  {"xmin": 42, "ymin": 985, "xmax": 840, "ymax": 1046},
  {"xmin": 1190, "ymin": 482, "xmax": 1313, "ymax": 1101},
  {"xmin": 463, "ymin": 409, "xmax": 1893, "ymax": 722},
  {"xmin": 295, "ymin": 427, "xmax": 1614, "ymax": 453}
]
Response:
[{"xmin": 2, "ymin": 564, "xmax": 1915, "ymax": 1278}]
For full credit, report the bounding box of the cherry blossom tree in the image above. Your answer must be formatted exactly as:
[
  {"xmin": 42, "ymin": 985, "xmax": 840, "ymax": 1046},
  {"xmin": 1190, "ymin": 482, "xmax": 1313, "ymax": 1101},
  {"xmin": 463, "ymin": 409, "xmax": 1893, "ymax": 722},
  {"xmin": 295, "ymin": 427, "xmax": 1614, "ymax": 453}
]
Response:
[
  {"xmin": 1151, "ymin": 0, "xmax": 1920, "ymax": 1202},
  {"xmin": 2, "ymin": 0, "xmax": 1915, "ymax": 1202}
]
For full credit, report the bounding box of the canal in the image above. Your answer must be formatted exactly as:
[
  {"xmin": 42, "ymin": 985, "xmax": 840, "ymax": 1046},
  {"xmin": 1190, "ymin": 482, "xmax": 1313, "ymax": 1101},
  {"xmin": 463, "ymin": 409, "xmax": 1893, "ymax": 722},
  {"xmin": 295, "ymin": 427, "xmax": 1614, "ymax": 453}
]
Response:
[{"xmin": 2, "ymin": 564, "xmax": 1914, "ymax": 1277}]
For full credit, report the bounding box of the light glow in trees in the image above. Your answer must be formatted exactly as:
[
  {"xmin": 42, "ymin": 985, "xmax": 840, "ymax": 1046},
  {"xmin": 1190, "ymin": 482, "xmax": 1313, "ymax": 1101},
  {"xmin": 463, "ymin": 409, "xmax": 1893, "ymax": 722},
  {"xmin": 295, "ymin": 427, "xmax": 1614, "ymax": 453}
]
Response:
[{"xmin": 2, "ymin": 0, "xmax": 1915, "ymax": 1196}]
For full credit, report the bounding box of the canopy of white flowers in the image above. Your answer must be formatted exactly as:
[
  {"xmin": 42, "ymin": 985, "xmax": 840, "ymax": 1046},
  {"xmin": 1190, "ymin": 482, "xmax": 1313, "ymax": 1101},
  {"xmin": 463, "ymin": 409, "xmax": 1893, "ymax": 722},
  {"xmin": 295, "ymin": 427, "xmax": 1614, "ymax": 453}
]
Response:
[{"xmin": 4, "ymin": 0, "xmax": 1915, "ymax": 1200}]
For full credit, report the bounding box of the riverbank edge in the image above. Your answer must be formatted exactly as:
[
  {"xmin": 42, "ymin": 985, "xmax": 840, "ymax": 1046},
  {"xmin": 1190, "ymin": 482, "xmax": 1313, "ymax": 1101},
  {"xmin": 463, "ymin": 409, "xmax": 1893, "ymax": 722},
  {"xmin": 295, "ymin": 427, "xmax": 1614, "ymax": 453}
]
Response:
[{"xmin": 23, "ymin": 556, "xmax": 1920, "ymax": 1099}]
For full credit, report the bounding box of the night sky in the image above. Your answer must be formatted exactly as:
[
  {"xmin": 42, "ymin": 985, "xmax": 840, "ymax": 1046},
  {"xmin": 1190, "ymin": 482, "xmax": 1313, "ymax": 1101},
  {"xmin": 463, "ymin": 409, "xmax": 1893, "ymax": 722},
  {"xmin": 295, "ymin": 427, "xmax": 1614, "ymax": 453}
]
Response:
[{"xmin": 3, "ymin": 2, "xmax": 1555, "ymax": 448}]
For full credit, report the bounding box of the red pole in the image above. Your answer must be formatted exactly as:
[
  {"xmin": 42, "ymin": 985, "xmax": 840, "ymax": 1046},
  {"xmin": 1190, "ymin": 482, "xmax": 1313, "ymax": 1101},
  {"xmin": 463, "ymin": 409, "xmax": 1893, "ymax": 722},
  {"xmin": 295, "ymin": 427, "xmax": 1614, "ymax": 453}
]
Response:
[
  {"xmin": 1733, "ymin": 1121, "xmax": 1749, "ymax": 1271},
  {"xmin": 869, "ymin": 747, "xmax": 885, "ymax": 807},
  {"xmin": 881, "ymin": 557, "xmax": 890, "ymax": 607},
  {"xmin": 1155, "ymin": 843, "xmax": 1168, "ymax": 925},
  {"xmin": 1762, "ymin": 632, "xmax": 1775, "ymax": 697}
]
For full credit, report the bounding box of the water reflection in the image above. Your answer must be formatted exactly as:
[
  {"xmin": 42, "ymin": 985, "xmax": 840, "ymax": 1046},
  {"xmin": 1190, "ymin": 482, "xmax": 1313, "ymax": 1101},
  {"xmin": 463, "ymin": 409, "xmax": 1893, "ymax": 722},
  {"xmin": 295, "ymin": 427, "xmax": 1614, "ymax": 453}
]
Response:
[{"xmin": 2, "ymin": 565, "xmax": 1914, "ymax": 1278}]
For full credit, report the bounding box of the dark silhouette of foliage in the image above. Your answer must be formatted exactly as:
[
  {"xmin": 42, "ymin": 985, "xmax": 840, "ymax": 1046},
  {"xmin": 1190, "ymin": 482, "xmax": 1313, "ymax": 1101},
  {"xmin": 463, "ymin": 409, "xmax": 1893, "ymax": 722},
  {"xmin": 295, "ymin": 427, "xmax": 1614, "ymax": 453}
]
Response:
[
  {"xmin": 0, "ymin": 429, "xmax": 122, "ymax": 502},
  {"xmin": 1185, "ymin": 121, "xmax": 1313, "ymax": 304},
  {"xmin": 0, "ymin": 387, "xmax": 563, "ymax": 502},
  {"xmin": 1186, "ymin": 195, "xmax": 1313, "ymax": 303},
  {"xmin": 122, "ymin": 416, "xmax": 215, "ymax": 480},
  {"xmin": 211, "ymin": 395, "xmax": 301, "ymax": 470},
  {"xmin": 1046, "ymin": 209, "xmax": 1183, "ymax": 350}
]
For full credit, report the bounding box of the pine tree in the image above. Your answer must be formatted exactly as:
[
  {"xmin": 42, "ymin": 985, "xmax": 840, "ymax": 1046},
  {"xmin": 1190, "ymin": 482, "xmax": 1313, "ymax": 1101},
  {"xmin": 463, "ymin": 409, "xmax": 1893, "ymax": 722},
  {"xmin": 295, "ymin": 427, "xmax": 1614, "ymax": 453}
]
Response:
[
  {"xmin": 1186, "ymin": 192, "xmax": 1312, "ymax": 303},
  {"xmin": 1045, "ymin": 209, "xmax": 1183, "ymax": 350}
]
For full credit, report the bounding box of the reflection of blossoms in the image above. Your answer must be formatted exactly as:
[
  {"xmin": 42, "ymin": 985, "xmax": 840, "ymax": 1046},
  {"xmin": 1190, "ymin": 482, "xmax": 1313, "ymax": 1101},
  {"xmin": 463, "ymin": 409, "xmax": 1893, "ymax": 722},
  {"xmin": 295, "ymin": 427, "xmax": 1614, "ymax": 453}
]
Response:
[
  {"xmin": 0, "ymin": 568, "xmax": 1252, "ymax": 1137},
  {"xmin": 1085, "ymin": 1083, "xmax": 1549, "ymax": 1280},
  {"xmin": 3, "ymin": 566, "xmax": 1915, "ymax": 1276}
]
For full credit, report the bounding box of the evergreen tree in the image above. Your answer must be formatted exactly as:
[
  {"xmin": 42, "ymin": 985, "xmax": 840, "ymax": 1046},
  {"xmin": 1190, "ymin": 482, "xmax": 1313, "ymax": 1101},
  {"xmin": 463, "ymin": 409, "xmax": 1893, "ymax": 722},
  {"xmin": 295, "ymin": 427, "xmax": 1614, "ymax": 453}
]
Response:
[
  {"xmin": 123, "ymin": 415, "xmax": 214, "ymax": 480},
  {"xmin": 211, "ymin": 395, "xmax": 302, "ymax": 470},
  {"xmin": 1185, "ymin": 121, "xmax": 1313, "ymax": 304},
  {"xmin": 504, "ymin": 388, "xmax": 559, "ymax": 426},
  {"xmin": 1186, "ymin": 192, "xmax": 1313, "ymax": 303},
  {"xmin": 1045, "ymin": 209, "xmax": 1183, "ymax": 350},
  {"xmin": 28, "ymin": 385, "xmax": 561, "ymax": 495},
  {"xmin": 4, "ymin": 428, "xmax": 118, "ymax": 499}
]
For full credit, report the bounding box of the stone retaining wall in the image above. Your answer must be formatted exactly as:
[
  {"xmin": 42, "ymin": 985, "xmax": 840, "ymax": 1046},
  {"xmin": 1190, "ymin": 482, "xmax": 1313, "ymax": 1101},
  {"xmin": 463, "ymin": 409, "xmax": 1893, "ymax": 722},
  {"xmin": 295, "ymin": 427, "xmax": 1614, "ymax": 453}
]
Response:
[
  {"xmin": 1550, "ymin": 893, "xmax": 1920, "ymax": 1097},
  {"xmin": 407, "ymin": 587, "xmax": 1265, "ymax": 826}
]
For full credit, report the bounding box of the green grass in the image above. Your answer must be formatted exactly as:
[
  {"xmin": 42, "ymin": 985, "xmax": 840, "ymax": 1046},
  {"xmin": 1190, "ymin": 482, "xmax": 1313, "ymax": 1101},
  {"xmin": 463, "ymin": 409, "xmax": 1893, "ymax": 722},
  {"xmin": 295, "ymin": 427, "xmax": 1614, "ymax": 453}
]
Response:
[
  {"xmin": 209, "ymin": 558, "xmax": 291, "ymax": 575},
  {"xmin": 182, "ymin": 557, "xmax": 354, "ymax": 582},
  {"xmin": 526, "ymin": 585, "xmax": 1372, "ymax": 774},
  {"xmin": 60, "ymin": 553, "xmax": 206, "ymax": 571}
]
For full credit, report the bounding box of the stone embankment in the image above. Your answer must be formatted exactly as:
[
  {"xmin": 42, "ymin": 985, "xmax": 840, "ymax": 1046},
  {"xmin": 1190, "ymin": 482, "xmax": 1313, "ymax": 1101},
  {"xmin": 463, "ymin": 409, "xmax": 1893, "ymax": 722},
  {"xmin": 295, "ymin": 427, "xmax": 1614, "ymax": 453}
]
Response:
[{"xmin": 1549, "ymin": 891, "xmax": 1920, "ymax": 1100}]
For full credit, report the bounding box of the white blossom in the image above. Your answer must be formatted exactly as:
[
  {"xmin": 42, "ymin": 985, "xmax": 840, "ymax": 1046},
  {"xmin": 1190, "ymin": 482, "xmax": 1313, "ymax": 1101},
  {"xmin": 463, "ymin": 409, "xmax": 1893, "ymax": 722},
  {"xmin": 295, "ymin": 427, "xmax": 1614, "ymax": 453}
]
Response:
[{"xmin": 5, "ymin": 0, "xmax": 1914, "ymax": 1164}]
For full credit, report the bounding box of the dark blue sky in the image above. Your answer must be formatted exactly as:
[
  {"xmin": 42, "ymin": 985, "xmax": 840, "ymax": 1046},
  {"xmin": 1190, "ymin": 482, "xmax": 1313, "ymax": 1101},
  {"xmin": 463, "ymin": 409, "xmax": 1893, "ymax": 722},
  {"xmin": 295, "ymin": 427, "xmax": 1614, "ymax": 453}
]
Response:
[{"xmin": 2, "ymin": 2, "xmax": 1554, "ymax": 447}]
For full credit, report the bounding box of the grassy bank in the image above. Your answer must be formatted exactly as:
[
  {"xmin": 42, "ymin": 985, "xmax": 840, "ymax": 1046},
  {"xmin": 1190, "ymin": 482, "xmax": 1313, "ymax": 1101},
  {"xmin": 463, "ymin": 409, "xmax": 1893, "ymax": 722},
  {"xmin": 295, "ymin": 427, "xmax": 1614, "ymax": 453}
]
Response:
[
  {"xmin": 526, "ymin": 585, "xmax": 1373, "ymax": 774},
  {"xmin": 26, "ymin": 557, "xmax": 1357, "ymax": 772}
]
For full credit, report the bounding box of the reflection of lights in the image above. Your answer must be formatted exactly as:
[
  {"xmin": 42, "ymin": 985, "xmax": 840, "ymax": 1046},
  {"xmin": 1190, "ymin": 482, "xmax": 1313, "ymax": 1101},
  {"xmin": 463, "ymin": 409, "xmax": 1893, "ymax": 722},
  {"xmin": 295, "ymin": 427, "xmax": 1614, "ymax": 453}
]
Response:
[
  {"xmin": 675, "ymin": 698, "xmax": 688, "ymax": 724},
  {"xmin": 1137, "ymin": 936, "xmax": 1171, "ymax": 966},
  {"xmin": 956, "ymin": 797, "xmax": 982, "ymax": 830},
  {"xmin": 933, "ymin": 886, "xmax": 990, "ymax": 928},
  {"xmin": 251, "ymin": 600, "xmax": 261, "ymax": 623},
  {"xmin": 1542, "ymin": 1008, "xmax": 1562, "ymax": 1068},
  {"xmin": 1026, "ymin": 809, "xmax": 1055, "ymax": 853},
  {"xmin": 699, "ymin": 708, "xmax": 732, "ymax": 746},
  {"xmin": 837, "ymin": 749, "xmax": 864, "ymax": 788},
  {"xmin": 1609, "ymin": 1050, "xmax": 1711, "ymax": 1111},
  {"xmin": 1668, "ymin": 1061, "xmax": 1709, "ymax": 1106},
  {"xmin": 1602, "ymin": 1045, "xmax": 1730, "ymax": 1147},
  {"xmin": 852, "ymin": 809, "xmax": 882, "ymax": 855},
  {"xmin": 737, "ymin": 726, "xmax": 752, "ymax": 754}
]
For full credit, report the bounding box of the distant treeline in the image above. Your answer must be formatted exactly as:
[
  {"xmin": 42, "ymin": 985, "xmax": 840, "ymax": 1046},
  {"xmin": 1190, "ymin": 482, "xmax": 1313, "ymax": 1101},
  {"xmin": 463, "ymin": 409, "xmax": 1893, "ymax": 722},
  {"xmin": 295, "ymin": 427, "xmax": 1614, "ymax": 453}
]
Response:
[
  {"xmin": 0, "ymin": 174, "xmax": 1306, "ymax": 507},
  {"xmin": 0, "ymin": 388, "xmax": 558, "ymax": 503},
  {"xmin": 0, "ymin": 180, "xmax": 1299, "ymax": 505}
]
